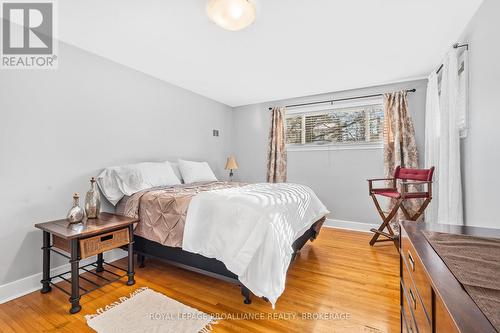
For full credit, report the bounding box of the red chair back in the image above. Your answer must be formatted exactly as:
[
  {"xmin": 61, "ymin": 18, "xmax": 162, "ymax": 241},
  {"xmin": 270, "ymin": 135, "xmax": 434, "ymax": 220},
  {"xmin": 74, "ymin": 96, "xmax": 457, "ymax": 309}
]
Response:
[{"xmin": 394, "ymin": 166, "xmax": 435, "ymax": 181}]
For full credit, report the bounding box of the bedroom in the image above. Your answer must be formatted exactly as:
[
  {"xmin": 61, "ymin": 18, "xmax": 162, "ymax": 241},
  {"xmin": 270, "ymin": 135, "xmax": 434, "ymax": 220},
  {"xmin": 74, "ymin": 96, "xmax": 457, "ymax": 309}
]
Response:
[{"xmin": 0, "ymin": 0, "xmax": 499, "ymax": 332}]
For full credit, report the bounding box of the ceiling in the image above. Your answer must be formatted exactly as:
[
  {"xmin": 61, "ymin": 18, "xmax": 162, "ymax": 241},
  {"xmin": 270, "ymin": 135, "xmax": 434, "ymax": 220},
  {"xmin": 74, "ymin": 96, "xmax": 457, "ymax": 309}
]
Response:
[{"xmin": 58, "ymin": 0, "xmax": 483, "ymax": 107}]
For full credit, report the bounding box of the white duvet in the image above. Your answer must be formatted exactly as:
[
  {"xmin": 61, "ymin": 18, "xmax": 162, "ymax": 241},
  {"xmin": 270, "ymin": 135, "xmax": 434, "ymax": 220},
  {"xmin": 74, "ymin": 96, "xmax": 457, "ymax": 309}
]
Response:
[{"xmin": 182, "ymin": 183, "xmax": 329, "ymax": 307}]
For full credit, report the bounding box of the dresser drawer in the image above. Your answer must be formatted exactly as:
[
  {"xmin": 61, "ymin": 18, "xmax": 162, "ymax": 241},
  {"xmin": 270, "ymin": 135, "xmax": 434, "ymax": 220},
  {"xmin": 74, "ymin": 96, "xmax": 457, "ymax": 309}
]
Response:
[
  {"xmin": 402, "ymin": 283, "xmax": 418, "ymax": 333},
  {"xmin": 401, "ymin": 305, "xmax": 411, "ymax": 333},
  {"xmin": 402, "ymin": 260, "xmax": 431, "ymax": 333},
  {"xmin": 401, "ymin": 228, "xmax": 432, "ymax": 322}
]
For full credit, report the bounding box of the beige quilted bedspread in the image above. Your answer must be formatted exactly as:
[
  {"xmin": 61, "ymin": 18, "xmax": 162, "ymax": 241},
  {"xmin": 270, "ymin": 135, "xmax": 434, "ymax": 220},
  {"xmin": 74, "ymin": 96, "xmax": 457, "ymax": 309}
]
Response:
[{"xmin": 116, "ymin": 181, "xmax": 246, "ymax": 247}]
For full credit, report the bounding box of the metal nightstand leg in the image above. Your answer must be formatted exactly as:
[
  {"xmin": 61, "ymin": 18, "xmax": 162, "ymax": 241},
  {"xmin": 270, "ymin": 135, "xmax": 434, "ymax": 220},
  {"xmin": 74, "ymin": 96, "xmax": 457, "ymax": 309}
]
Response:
[
  {"xmin": 69, "ymin": 239, "xmax": 81, "ymax": 314},
  {"xmin": 41, "ymin": 231, "xmax": 52, "ymax": 293},
  {"xmin": 126, "ymin": 225, "xmax": 135, "ymax": 286},
  {"xmin": 96, "ymin": 253, "xmax": 104, "ymax": 272}
]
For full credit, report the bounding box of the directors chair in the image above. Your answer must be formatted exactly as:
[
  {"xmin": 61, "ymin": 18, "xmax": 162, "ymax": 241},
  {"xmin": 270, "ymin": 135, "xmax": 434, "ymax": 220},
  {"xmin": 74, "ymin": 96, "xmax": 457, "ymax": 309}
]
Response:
[{"xmin": 367, "ymin": 166, "xmax": 434, "ymax": 247}]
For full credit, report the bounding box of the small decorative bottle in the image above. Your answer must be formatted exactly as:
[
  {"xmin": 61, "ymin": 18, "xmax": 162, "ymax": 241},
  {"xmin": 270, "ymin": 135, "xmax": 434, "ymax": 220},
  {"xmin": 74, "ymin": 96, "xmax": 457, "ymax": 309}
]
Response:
[
  {"xmin": 85, "ymin": 177, "xmax": 101, "ymax": 219},
  {"xmin": 67, "ymin": 193, "xmax": 84, "ymax": 223}
]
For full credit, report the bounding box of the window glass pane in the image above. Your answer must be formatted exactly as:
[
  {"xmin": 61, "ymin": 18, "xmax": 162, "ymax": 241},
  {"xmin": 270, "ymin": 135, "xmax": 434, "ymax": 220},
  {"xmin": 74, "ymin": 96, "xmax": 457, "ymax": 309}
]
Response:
[
  {"xmin": 329, "ymin": 108, "xmax": 366, "ymax": 143},
  {"xmin": 305, "ymin": 113, "xmax": 335, "ymax": 143},
  {"xmin": 285, "ymin": 116, "xmax": 302, "ymax": 144},
  {"xmin": 284, "ymin": 102, "xmax": 383, "ymax": 146},
  {"xmin": 368, "ymin": 106, "xmax": 384, "ymax": 142}
]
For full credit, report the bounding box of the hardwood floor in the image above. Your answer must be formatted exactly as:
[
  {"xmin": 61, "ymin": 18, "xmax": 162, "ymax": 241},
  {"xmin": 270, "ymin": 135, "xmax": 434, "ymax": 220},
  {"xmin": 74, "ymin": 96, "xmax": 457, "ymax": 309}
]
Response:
[{"xmin": 0, "ymin": 228, "xmax": 400, "ymax": 333}]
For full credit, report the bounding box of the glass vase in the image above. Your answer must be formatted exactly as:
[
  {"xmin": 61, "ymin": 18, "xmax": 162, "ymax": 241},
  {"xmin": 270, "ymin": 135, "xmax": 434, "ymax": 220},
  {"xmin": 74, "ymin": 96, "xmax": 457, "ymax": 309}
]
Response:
[
  {"xmin": 85, "ymin": 177, "xmax": 101, "ymax": 219},
  {"xmin": 67, "ymin": 193, "xmax": 84, "ymax": 223}
]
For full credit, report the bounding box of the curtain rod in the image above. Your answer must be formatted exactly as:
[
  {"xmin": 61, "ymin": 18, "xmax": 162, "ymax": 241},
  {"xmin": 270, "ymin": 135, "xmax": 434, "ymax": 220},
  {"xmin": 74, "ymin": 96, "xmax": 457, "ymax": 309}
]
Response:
[
  {"xmin": 268, "ymin": 89, "xmax": 416, "ymax": 110},
  {"xmin": 436, "ymin": 43, "xmax": 469, "ymax": 74}
]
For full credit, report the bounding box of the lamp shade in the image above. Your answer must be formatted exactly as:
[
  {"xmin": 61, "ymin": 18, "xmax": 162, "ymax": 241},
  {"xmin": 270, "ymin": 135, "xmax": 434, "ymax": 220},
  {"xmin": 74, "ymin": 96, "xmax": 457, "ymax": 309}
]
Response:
[
  {"xmin": 206, "ymin": 0, "xmax": 256, "ymax": 31},
  {"xmin": 225, "ymin": 156, "xmax": 239, "ymax": 170}
]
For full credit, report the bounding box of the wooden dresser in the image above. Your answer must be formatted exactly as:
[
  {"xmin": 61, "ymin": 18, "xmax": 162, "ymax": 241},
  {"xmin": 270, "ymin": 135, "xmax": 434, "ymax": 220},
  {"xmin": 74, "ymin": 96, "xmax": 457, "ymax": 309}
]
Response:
[{"xmin": 399, "ymin": 221, "xmax": 498, "ymax": 333}]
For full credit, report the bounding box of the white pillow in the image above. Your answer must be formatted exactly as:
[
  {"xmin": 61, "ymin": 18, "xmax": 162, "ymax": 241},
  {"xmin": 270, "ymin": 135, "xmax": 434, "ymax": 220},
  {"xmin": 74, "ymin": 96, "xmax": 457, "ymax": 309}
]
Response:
[
  {"xmin": 97, "ymin": 162, "xmax": 181, "ymax": 205},
  {"xmin": 168, "ymin": 161, "xmax": 184, "ymax": 183},
  {"xmin": 118, "ymin": 162, "xmax": 181, "ymax": 195},
  {"xmin": 96, "ymin": 168, "xmax": 124, "ymax": 206},
  {"xmin": 178, "ymin": 159, "xmax": 218, "ymax": 184}
]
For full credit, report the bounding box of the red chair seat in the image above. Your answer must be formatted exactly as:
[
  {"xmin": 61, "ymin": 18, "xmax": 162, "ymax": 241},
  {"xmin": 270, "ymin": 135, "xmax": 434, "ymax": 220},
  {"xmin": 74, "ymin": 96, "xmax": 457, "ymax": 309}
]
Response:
[{"xmin": 371, "ymin": 189, "xmax": 429, "ymax": 199}]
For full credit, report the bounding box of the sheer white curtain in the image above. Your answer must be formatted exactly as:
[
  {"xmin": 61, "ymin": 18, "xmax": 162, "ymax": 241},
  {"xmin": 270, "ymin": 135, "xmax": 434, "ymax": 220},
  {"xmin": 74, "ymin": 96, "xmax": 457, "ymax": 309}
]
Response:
[
  {"xmin": 425, "ymin": 48, "xmax": 464, "ymax": 225},
  {"xmin": 424, "ymin": 72, "xmax": 440, "ymax": 222},
  {"xmin": 457, "ymin": 50, "xmax": 469, "ymax": 137}
]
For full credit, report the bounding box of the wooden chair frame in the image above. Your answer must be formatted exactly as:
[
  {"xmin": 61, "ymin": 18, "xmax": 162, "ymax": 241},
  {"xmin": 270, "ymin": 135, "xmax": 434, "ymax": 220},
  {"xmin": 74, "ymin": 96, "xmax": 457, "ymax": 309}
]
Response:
[{"xmin": 367, "ymin": 168, "xmax": 434, "ymax": 247}]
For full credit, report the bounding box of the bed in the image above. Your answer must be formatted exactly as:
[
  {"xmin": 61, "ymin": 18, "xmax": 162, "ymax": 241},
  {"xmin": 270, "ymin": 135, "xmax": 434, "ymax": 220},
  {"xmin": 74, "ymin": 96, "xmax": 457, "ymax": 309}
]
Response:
[
  {"xmin": 99, "ymin": 161, "xmax": 329, "ymax": 306},
  {"xmin": 115, "ymin": 181, "xmax": 328, "ymax": 306}
]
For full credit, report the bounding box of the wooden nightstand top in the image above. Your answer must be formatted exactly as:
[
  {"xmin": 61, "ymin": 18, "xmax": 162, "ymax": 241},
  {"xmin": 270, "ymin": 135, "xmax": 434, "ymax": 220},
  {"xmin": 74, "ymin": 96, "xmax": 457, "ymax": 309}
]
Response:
[{"xmin": 34, "ymin": 212, "xmax": 138, "ymax": 240}]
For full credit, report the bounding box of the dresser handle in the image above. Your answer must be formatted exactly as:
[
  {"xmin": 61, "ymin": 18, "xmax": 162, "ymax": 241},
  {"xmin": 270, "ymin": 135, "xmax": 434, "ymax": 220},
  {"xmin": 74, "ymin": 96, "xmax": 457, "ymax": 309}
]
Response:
[
  {"xmin": 408, "ymin": 251, "xmax": 415, "ymax": 271},
  {"xmin": 409, "ymin": 288, "xmax": 417, "ymax": 310}
]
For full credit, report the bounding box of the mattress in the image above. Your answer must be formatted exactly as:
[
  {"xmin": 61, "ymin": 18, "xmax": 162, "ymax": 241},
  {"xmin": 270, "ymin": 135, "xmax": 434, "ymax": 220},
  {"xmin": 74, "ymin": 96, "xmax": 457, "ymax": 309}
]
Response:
[{"xmin": 116, "ymin": 181, "xmax": 246, "ymax": 247}]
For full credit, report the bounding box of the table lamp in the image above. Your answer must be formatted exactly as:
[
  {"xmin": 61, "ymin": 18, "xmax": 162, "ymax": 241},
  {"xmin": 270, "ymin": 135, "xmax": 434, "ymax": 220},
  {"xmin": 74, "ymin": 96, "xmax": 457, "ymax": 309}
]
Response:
[{"xmin": 225, "ymin": 156, "xmax": 239, "ymax": 180}]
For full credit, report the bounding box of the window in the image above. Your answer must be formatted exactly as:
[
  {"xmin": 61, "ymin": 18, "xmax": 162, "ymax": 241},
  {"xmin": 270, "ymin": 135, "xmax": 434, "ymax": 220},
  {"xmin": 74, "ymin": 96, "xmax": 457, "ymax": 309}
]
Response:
[{"xmin": 285, "ymin": 99, "xmax": 384, "ymax": 149}]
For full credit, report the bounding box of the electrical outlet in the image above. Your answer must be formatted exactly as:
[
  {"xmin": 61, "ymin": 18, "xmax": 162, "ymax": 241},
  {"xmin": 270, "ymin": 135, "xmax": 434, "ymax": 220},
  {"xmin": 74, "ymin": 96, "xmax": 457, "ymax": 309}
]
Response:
[{"xmin": 213, "ymin": 129, "xmax": 219, "ymax": 137}]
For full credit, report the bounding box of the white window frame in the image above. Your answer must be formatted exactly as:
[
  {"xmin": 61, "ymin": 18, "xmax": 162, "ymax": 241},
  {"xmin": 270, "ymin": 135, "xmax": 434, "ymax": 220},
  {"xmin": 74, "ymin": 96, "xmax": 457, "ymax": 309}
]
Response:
[{"xmin": 285, "ymin": 96, "xmax": 384, "ymax": 151}]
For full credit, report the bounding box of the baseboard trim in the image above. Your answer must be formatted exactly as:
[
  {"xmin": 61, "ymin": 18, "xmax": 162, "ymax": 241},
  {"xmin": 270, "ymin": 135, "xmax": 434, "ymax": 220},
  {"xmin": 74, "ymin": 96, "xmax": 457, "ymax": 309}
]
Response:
[
  {"xmin": 0, "ymin": 249, "xmax": 127, "ymax": 304},
  {"xmin": 324, "ymin": 218, "xmax": 378, "ymax": 233}
]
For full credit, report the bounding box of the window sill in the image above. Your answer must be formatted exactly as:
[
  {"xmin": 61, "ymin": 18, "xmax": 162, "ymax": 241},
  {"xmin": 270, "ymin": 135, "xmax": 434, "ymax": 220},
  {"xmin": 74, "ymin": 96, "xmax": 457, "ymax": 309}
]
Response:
[{"xmin": 286, "ymin": 143, "xmax": 383, "ymax": 152}]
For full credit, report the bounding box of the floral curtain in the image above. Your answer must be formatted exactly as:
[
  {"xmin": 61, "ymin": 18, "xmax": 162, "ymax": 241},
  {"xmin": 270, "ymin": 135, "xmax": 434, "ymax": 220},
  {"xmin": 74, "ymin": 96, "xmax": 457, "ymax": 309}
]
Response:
[
  {"xmin": 383, "ymin": 91, "xmax": 420, "ymax": 225},
  {"xmin": 267, "ymin": 107, "xmax": 287, "ymax": 183}
]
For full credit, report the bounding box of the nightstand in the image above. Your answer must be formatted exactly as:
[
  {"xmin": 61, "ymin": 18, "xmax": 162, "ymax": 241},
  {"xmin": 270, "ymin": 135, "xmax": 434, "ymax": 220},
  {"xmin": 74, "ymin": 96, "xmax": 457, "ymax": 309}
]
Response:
[{"xmin": 34, "ymin": 213, "xmax": 138, "ymax": 314}]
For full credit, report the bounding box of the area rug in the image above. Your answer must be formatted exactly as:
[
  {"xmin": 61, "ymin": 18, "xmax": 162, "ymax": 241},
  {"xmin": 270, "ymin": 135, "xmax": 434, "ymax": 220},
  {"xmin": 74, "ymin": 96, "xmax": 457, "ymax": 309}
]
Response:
[{"xmin": 85, "ymin": 287, "xmax": 217, "ymax": 333}]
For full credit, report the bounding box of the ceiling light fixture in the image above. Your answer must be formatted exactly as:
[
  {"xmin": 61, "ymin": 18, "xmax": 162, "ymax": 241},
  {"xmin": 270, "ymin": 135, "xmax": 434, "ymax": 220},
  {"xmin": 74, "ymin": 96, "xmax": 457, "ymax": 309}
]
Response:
[{"xmin": 206, "ymin": 0, "xmax": 256, "ymax": 31}]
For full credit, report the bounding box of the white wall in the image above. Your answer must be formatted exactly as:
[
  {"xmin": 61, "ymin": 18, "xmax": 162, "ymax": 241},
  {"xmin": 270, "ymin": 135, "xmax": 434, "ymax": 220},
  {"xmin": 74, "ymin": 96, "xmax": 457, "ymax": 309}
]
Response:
[
  {"xmin": 459, "ymin": 0, "xmax": 500, "ymax": 228},
  {"xmin": 0, "ymin": 42, "xmax": 232, "ymax": 286},
  {"xmin": 231, "ymin": 80, "xmax": 428, "ymax": 225}
]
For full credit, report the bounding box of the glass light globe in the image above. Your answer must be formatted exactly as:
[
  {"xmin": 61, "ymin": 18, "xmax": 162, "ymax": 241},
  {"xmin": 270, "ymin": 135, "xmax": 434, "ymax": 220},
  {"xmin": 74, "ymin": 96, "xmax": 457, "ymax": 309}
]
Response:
[{"xmin": 206, "ymin": 0, "xmax": 256, "ymax": 31}]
